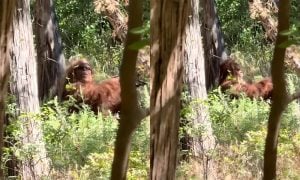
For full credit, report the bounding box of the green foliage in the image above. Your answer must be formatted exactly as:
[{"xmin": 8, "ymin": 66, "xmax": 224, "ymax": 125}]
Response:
[
  {"xmin": 77, "ymin": 151, "xmax": 114, "ymax": 179},
  {"xmin": 55, "ymin": 0, "xmax": 123, "ymax": 75},
  {"xmin": 208, "ymin": 89, "xmax": 270, "ymax": 143},
  {"xmin": 216, "ymin": 126, "xmax": 300, "ymax": 179},
  {"xmin": 41, "ymin": 100, "xmax": 118, "ymax": 169},
  {"xmin": 291, "ymin": 0, "xmax": 300, "ymax": 23},
  {"xmin": 178, "ymin": 0, "xmax": 300, "ymax": 178},
  {"xmin": 280, "ymin": 22, "xmax": 300, "ymax": 47},
  {"xmin": 179, "ymin": 80, "xmax": 300, "ymax": 178},
  {"xmin": 216, "ymin": 0, "xmax": 265, "ymax": 48},
  {"xmin": 4, "ymin": 97, "xmax": 149, "ymax": 179},
  {"xmin": 128, "ymin": 21, "xmax": 150, "ymax": 50},
  {"xmin": 207, "ymin": 89, "xmax": 300, "ymax": 178},
  {"xmin": 216, "ymin": 0, "xmax": 299, "ymax": 78},
  {"xmin": 143, "ymin": 0, "xmax": 150, "ymax": 22},
  {"xmin": 216, "ymin": 0, "xmax": 274, "ymax": 78},
  {"xmin": 230, "ymin": 45, "xmax": 273, "ymax": 78}
]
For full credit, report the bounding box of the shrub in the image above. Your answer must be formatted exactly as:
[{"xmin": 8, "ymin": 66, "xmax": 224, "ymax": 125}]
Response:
[
  {"xmin": 4, "ymin": 97, "xmax": 149, "ymax": 179},
  {"xmin": 207, "ymin": 88, "xmax": 300, "ymax": 178},
  {"xmin": 208, "ymin": 88, "xmax": 270, "ymax": 143}
]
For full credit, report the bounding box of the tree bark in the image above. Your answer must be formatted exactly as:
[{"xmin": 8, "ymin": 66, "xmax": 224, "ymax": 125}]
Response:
[
  {"xmin": 0, "ymin": 1, "xmax": 16, "ymax": 177},
  {"xmin": 183, "ymin": 0, "xmax": 216, "ymax": 179},
  {"xmin": 9, "ymin": 0, "xmax": 50, "ymax": 178},
  {"xmin": 110, "ymin": 0, "xmax": 144, "ymax": 179},
  {"xmin": 150, "ymin": 0, "xmax": 188, "ymax": 179},
  {"xmin": 263, "ymin": 0, "xmax": 290, "ymax": 179},
  {"xmin": 34, "ymin": 0, "xmax": 65, "ymax": 101},
  {"xmin": 201, "ymin": 0, "xmax": 228, "ymax": 90}
]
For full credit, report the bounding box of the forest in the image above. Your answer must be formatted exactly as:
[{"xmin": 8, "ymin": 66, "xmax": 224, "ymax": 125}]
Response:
[{"xmin": 0, "ymin": 0, "xmax": 299, "ymax": 179}]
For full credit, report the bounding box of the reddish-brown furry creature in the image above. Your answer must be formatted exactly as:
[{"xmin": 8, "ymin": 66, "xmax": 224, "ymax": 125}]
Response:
[
  {"xmin": 219, "ymin": 58, "xmax": 244, "ymax": 86},
  {"xmin": 63, "ymin": 58, "xmax": 121, "ymax": 114},
  {"xmin": 219, "ymin": 59, "xmax": 273, "ymax": 100}
]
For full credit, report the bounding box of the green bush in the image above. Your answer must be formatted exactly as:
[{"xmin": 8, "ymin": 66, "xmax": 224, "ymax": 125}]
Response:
[
  {"xmin": 41, "ymin": 99, "xmax": 118, "ymax": 169},
  {"xmin": 55, "ymin": 0, "xmax": 123, "ymax": 75},
  {"xmin": 216, "ymin": 0, "xmax": 273, "ymax": 77},
  {"xmin": 208, "ymin": 89, "xmax": 270, "ymax": 143},
  {"xmin": 4, "ymin": 97, "xmax": 149, "ymax": 179},
  {"xmin": 207, "ymin": 88, "xmax": 300, "ymax": 178},
  {"xmin": 216, "ymin": 0, "xmax": 265, "ymax": 48},
  {"xmin": 176, "ymin": 0, "xmax": 300, "ymax": 178}
]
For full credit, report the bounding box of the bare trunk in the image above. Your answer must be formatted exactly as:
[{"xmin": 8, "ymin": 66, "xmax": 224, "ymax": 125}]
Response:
[
  {"xmin": 110, "ymin": 0, "xmax": 144, "ymax": 179},
  {"xmin": 35, "ymin": 0, "xmax": 65, "ymax": 101},
  {"xmin": 183, "ymin": 0, "xmax": 216, "ymax": 179},
  {"xmin": 150, "ymin": 0, "xmax": 188, "ymax": 179},
  {"xmin": 10, "ymin": 0, "xmax": 50, "ymax": 178},
  {"xmin": 201, "ymin": 0, "xmax": 228, "ymax": 89},
  {"xmin": 263, "ymin": 1, "xmax": 290, "ymax": 179},
  {"xmin": 0, "ymin": 1, "xmax": 16, "ymax": 177}
]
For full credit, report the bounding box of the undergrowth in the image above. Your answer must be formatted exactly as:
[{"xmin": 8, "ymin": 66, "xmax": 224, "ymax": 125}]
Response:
[
  {"xmin": 178, "ymin": 87, "xmax": 300, "ymax": 179},
  {"xmin": 4, "ymin": 97, "xmax": 149, "ymax": 179}
]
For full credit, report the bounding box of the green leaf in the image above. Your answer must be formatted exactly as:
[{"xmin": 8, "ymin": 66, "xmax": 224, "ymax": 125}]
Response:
[
  {"xmin": 279, "ymin": 40, "xmax": 298, "ymax": 48},
  {"xmin": 130, "ymin": 23, "xmax": 150, "ymax": 35},
  {"xmin": 128, "ymin": 39, "xmax": 150, "ymax": 50},
  {"xmin": 280, "ymin": 30, "xmax": 293, "ymax": 36}
]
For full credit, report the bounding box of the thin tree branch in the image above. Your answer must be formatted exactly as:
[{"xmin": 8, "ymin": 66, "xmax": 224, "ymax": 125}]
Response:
[
  {"xmin": 110, "ymin": 0, "xmax": 143, "ymax": 179},
  {"xmin": 263, "ymin": 0, "xmax": 290, "ymax": 179}
]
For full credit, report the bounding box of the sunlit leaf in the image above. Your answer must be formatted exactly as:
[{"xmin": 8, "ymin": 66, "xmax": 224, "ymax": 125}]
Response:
[
  {"xmin": 128, "ymin": 39, "xmax": 150, "ymax": 50},
  {"xmin": 279, "ymin": 40, "xmax": 298, "ymax": 48}
]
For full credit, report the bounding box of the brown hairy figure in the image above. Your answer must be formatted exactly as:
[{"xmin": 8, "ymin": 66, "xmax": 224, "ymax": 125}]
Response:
[
  {"xmin": 219, "ymin": 59, "xmax": 273, "ymax": 100},
  {"xmin": 219, "ymin": 58, "xmax": 244, "ymax": 86},
  {"xmin": 63, "ymin": 58, "xmax": 121, "ymax": 114}
]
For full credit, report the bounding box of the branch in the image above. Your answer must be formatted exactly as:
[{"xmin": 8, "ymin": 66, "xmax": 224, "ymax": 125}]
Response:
[{"xmin": 263, "ymin": 0, "xmax": 290, "ymax": 179}]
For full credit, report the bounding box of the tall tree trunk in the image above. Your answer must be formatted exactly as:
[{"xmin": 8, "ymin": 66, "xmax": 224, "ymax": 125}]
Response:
[
  {"xmin": 183, "ymin": 0, "xmax": 216, "ymax": 179},
  {"xmin": 34, "ymin": 0, "xmax": 65, "ymax": 101},
  {"xmin": 201, "ymin": 0, "xmax": 228, "ymax": 89},
  {"xmin": 0, "ymin": 1, "xmax": 16, "ymax": 177},
  {"xmin": 9, "ymin": 0, "xmax": 50, "ymax": 178},
  {"xmin": 263, "ymin": 0, "xmax": 290, "ymax": 179},
  {"xmin": 110, "ymin": 0, "xmax": 144, "ymax": 179},
  {"xmin": 150, "ymin": 0, "xmax": 188, "ymax": 178}
]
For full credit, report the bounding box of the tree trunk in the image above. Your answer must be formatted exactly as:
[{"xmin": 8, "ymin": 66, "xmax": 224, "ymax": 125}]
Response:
[
  {"xmin": 9, "ymin": 0, "xmax": 50, "ymax": 178},
  {"xmin": 0, "ymin": 1, "xmax": 16, "ymax": 177},
  {"xmin": 201, "ymin": 0, "xmax": 228, "ymax": 89},
  {"xmin": 183, "ymin": 0, "xmax": 216, "ymax": 179},
  {"xmin": 110, "ymin": 0, "xmax": 144, "ymax": 179},
  {"xmin": 150, "ymin": 0, "xmax": 188, "ymax": 179},
  {"xmin": 263, "ymin": 1, "xmax": 290, "ymax": 179},
  {"xmin": 34, "ymin": 0, "xmax": 65, "ymax": 101}
]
